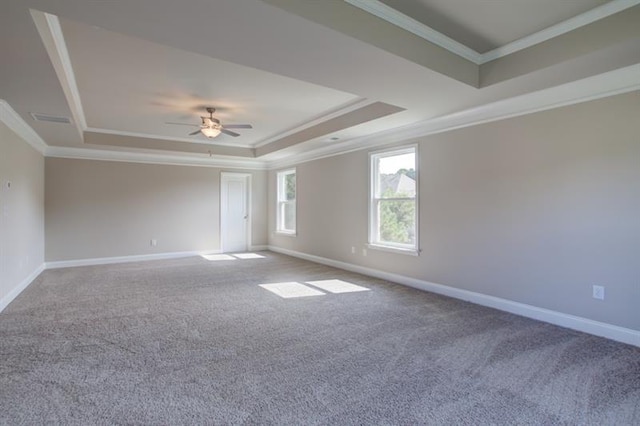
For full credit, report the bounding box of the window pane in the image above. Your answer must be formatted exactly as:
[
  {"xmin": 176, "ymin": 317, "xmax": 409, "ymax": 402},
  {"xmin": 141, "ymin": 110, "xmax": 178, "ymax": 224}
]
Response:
[
  {"xmin": 378, "ymin": 153, "xmax": 415, "ymax": 198},
  {"xmin": 277, "ymin": 170, "xmax": 296, "ymax": 233},
  {"xmin": 285, "ymin": 173, "xmax": 296, "ymax": 201},
  {"xmin": 378, "ymin": 199, "xmax": 415, "ymax": 245},
  {"xmin": 284, "ymin": 202, "xmax": 296, "ymax": 231}
]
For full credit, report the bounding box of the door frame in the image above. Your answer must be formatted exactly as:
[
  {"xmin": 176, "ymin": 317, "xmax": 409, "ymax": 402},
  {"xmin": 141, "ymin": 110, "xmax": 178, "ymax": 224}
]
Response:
[{"xmin": 220, "ymin": 172, "xmax": 252, "ymax": 253}]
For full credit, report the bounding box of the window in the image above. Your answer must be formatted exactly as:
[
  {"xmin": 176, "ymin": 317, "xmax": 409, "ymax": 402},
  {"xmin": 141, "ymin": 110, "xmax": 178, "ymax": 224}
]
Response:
[
  {"xmin": 276, "ymin": 169, "xmax": 296, "ymax": 234},
  {"xmin": 369, "ymin": 146, "xmax": 418, "ymax": 254}
]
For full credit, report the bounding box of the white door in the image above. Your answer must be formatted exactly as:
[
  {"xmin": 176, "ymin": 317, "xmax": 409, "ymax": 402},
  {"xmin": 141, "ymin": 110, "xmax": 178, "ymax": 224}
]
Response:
[{"xmin": 220, "ymin": 173, "xmax": 250, "ymax": 253}]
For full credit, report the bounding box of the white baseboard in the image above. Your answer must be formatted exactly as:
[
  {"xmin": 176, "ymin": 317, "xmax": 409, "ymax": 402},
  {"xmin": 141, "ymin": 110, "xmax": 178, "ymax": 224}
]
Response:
[
  {"xmin": 0, "ymin": 263, "xmax": 46, "ymax": 313},
  {"xmin": 268, "ymin": 246, "xmax": 640, "ymax": 348},
  {"xmin": 249, "ymin": 245, "xmax": 269, "ymax": 251},
  {"xmin": 45, "ymin": 249, "xmax": 220, "ymax": 269}
]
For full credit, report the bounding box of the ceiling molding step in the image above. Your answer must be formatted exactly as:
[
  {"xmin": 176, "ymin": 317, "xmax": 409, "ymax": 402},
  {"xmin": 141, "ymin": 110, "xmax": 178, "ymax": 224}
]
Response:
[
  {"xmin": 257, "ymin": 101, "xmax": 405, "ymax": 157},
  {"xmin": 480, "ymin": 0, "xmax": 640, "ymax": 63},
  {"xmin": 31, "ymin": 10, "xmax": 87, "ymax": 137},
  {"xmin": 45, "ymin": 146, "xmax": 267, "ymax": 170},
  {"xmin": 343, "ymin": 0, "xmax": 482, "ymax": 64},
  {"xmin": 35, "ymin": 62, "xmax": 640, "ymax": 172},
  {"xmin": 267, "ymin": 64, "xmax": 640, "ymax": 170},
  {"xmin": 254, "ymin": 98, "xmax": 370, "ymax": 148},
  {"xmin": 345, "ymin": 0, "xmax": 640, "ymax": 65},
  {"xmin": 0, "ymin": 99, "xmax": 48, "ymax": 155},
  {"xmin": 85, "ymin": 127, "xmax": 255, "ymax": 149}
]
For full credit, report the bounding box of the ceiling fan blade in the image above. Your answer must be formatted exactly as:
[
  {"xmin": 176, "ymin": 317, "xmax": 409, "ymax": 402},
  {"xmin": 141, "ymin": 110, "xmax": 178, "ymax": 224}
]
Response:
[
  {"xmin": 166, "ymin": 121, "xmax": 199, "ymax": 127},
  {"xmin": 221, "ymin": 128, "xmax": 240, "ymax": 137},
  {"xmin": 188, "ymin": 130, "xmax": 202, "ymax": 136},
  {"xmin": 223, "ymin": 124, "xmax": 252, "ymax": 129}
]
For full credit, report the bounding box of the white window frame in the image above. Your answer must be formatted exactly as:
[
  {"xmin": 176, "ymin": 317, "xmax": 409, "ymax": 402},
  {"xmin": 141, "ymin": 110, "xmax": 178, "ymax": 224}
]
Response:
[
  {"xmin": 276, "ymin": 168, "xmax": 296, "ymax": 235},
  {"xmin": 368, "ymin": 145, "xmax": 419, "ymax": 256}
]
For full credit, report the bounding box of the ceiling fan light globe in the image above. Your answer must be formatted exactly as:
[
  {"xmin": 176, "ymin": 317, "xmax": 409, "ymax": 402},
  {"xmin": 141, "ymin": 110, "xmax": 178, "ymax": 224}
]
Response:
[{"xmin": 201, "ymin": 127, "xmax": 222, "ymax": 138}]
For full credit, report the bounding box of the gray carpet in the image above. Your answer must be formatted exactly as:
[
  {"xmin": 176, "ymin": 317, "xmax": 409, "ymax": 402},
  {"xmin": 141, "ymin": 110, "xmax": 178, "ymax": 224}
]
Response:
[{"xmin": 1, "ymin": 251, "xmax": 638, "ymax": 425}]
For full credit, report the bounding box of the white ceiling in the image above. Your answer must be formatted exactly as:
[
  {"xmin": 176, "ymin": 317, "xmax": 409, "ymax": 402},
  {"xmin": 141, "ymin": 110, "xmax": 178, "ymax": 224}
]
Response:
[
  {"xmin": 62, "ymin": 17, "xmax": 361, "ymax": 149},
  {"xmin": 0, "ymin": 0, "xmax": 639, "ymax": 168}
]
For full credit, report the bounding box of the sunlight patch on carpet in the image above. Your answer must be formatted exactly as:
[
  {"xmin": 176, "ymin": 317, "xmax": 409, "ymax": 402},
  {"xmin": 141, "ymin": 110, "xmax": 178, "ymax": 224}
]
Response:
[
  {"xmin": 233, "ymin": 253, "xmax": 265, "ymax": 259},
  {"xmin": 259, "ymin": 282, "xmax": 326, "ymax": 298},
  {"xmin": 201, "ymin": 253, "xmax": 266, "ymax": 261},
  {"xmin": 201, "ymin": 254, "xmax": 237, "ymax": 261},
  {"xmin": 306, "ymin": 279, "xmax": 370, "ymax": 293}
]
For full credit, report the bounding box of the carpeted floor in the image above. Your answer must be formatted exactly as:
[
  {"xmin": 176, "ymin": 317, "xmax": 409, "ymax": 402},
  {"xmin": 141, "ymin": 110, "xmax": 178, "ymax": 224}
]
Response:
[{"xmin": 1, "ymin": 251, "xmax": 638, "ymax": 425}]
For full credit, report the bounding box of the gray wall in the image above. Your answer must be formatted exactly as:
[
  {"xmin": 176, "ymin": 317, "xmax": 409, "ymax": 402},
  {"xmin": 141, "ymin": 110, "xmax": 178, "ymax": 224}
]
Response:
[
  {"xmin": 269, "ymin": 91, "xmax": 640, "ymax": 331},
  {"xmin": 46, "ymin": 158, "xmax": 267, "ymax": 261},
  {"xmin": 0, "ymin": 121, "xmax": 45, "ymax": 306}
]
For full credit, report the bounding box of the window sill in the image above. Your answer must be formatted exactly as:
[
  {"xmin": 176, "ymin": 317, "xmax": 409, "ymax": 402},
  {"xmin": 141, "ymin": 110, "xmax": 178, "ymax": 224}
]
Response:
[
  {"xmin": 367, "ymin": 243, "xmax": 420, "ymax": 256},
  {"xmin": 275, "ymin": 231, "xmax": 297, "ymax": 237}
]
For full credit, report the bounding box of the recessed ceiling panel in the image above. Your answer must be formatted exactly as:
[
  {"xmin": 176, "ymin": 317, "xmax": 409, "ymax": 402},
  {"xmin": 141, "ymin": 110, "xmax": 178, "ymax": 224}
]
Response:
[{"xmin": 60, "ymin": 17, "xmax": 360, "ymax": 148}]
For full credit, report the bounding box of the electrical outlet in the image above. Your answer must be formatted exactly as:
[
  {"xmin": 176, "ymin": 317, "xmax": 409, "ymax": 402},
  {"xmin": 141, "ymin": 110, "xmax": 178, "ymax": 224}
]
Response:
[
  {"xmin": 362, "ymin": 248, "xmax": 367, "ymax": 257},
  {"xmin": 592, "ymin": 285, "xmax": 605, "ymax": 300},
  {"xmin": 150, "ymin": 239, "xmax": 157, "ymax": 247},
  {"xmin": 351, "ymin": 246, "xmax": 356, "ymax": 254}
]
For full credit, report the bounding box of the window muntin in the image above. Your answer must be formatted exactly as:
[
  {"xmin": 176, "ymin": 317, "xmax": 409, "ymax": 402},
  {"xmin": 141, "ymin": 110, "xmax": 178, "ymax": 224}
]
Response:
[
  {"xmin": 277, "ymin": 169, "xmax": 296, "ymax": 234},
  {"xmin": 370, "ymin": 147, "xmax": 417, "ymax": 252}
]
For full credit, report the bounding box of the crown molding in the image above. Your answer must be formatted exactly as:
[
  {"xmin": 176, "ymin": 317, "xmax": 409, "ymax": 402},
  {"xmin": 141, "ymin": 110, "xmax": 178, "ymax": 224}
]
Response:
[
  {"xmin": 0, "ymin": 99, "xmax": 48, "ymax": 154},
  {"xmin": 31, "ymin": 10, "xmax": 87, "ymax": 138},
  {"xmin": 480, "ymin": 0, "xmax": 640, "ymax": 63},
  {"xmin": 13, "ymin": 61, "xmax": 638, "ymax": 172},
  {"xmin": 253, "ymin": 97, "xmax": 369, "ymax": 148},
  {"xmin": 344, "ymin": 0, "xmax": 481, "ymax": 64},
  {"xmin": 85, "ymin": 127, "xmax": 255, "ymax": 149},
  {"xmin": 344, "ymin": 0, "xmax": 640, "ymax": 65},
  {"xmin": 267, "ymin": 64, "xmax": 640, "ymax": 170},
  {"xmin": 45, "ymin": 146, "xmax": 267, "ymax": 170}
]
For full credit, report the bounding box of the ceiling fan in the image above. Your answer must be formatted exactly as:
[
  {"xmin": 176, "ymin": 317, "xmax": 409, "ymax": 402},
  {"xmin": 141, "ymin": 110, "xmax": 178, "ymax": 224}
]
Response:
[{"xmin": 166, "ymin": 107, "xmax": 252, "ymax": 138}]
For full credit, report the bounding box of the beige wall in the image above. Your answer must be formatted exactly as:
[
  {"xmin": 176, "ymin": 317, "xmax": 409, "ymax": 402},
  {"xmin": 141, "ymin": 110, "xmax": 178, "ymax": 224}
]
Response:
[
  {"xmin": 0, "ymin": 121, "xmax": 45, "ymax": 307},
  {"xmin": 46, "ymin": 158, "xmax": 267, "ymax": 261},
  {"xmin": 270, "ymin": 91, "xmax": 640, "ymax": 331}
]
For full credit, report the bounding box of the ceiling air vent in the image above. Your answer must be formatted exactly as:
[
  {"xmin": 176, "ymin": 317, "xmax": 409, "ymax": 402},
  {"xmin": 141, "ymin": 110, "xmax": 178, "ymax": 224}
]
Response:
[{"xmin": 30, "ymin": 112, "xmax": 72, "ymax": 124}]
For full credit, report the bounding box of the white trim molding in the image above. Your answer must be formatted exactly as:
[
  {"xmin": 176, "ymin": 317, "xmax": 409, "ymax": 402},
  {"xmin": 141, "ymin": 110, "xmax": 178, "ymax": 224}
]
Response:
[
  {"xmin": 45, "ymin": 250, "xmax": 221, "ymax": 269},
  {"xmin": 85, "ymin": 127, "xmax": 254, "ymax": 149},
  {"xmin": 344, "ymin": 0, "xmax": 481, "ymax": 63},
  {"xmin": 45, "ymin": 146, "xmax": 267, "ymax": 170},
  {"xmin": 24, "ymin": 61, "xmax": 638, "ymax": 172},
  {"xmin": 30, "ymin": 10, "xmax": 86, "ymax": 138},
  {"xmin": 0, "ymin": 100, "xmax": 48, "ymax": 154},
  {"xmin": 345, "ymin": 0, "xmax": 640, "ymax": 65},
  {"xmin": 0, "ymin": 263, "xmax": 46, "ymax": 313},
  {"xmin": 254, "ymin": 98, "xmax": 370, "ymax": 149},
  {"xmin": 481, "ymin": 0, "xmax": 640, "ymax": 63},
  {"xmin": 267, "ymin": 63, "xmax": 640, "ymax": 170},
  {"xmin": 268, "ymin": 246, "xmax": 640, "ymax": 348}
]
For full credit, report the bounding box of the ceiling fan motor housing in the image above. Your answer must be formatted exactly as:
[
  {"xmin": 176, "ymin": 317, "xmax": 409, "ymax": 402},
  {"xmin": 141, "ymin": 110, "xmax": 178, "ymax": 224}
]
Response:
[{"xmin": 202, "ymin": 116, "xmax": 221, "ymax": 127}]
